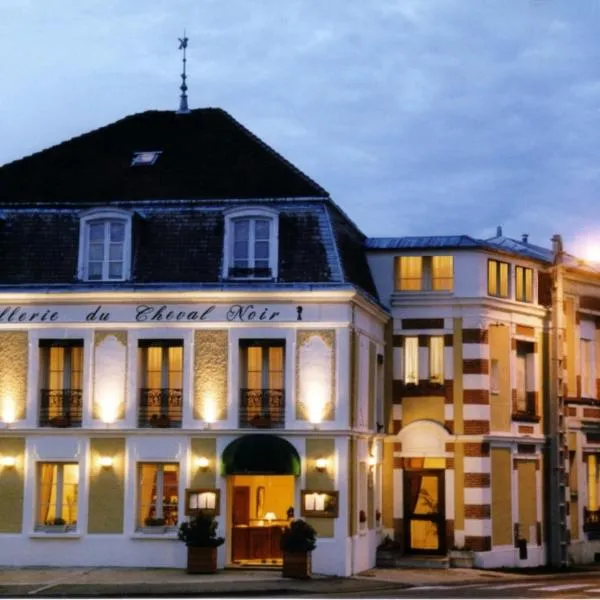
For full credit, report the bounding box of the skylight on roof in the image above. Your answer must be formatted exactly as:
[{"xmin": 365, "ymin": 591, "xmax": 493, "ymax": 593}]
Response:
[{"xmin": 131, "ymin": 151, "xmax": 162, "ymax": 166}]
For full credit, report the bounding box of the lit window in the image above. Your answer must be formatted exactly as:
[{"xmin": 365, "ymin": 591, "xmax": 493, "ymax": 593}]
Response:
[
  {"xmin": 429, "ymin": 337, "xmax": 444, "ymax": 384},
  {"xmin": 39, "ymin": 340, "xmax": 83, "ymax": 428},
  {"xmin": 78, "ymin": 209, "xmax": 132, "ymax": 282},
  {"xmin": 138, "ymin": 340, "xmax": 183, "ymax": 428},
  {"xmin": 587, "ymin": 455, "xmax": 598, "ymax": 514},
  {"xmin": 581, "ymin": 339, "xmax": 593, "ymax": 398},
  {"xmin": 37, "ymin": 463, "xmax": 79, "ymax": 531},
  {"xmin": 138, "ymin": 463, "xmax": 179, "ymax": 530},
  {"xmin": 224, "ymin": 208, "xmax": 278, "ymax": 279},
  {"xmin": 514, "ymin": 341, "xmax": 535, "ymax": 415},
  {"xmin": 488, "ymin": 259, "xmax": 510, "ymax": 298},
  {"xmin": 404, "ymin": 337, "xmax": 419, "ymax": 385},
  {"xmin": 395, "ymin": 256, "xmax": 453, "ymax": 291},
  {"xmin": 515, "ymin": 266, "xmax": 533, "ymax": 302}
]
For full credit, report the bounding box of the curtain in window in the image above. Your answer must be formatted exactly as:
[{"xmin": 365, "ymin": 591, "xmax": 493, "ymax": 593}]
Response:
[
  {"xmin": 581, "ymin": 340, "xmax": 592, "ymax": 397},
  {"xmin": 139, "ymin": 464, "xmax": 157, "ymax": 526},
  {"xmin": 404, "ymin": 337, "xmax": 419, "ymax": 384},
  {"xmin": 398, "ymin": 257, "xmax": 422, "ymax": 291},
  {"xmin": 516, "ymin": 354, "xmax": 527, "ymax": 411},
  {"xmin": 39, "ymin": 464, "xmax": 55, "ymax": 524},
  {"xmin": 588, "ymin": 455, "xmax": 598, "ymax": 512},
  {"xmin": 431, "ymin": 256, "xmax": 453, "ymax": 291},
  {"xmin": 429, "ymin": 337, "xmax": 444, "ymax": 383}
]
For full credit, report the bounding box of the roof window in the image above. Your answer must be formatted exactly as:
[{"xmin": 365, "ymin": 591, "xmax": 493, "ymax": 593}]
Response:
[{"xmin": 131, "ymin": 151, "xmax": 162, "ymax": 166}]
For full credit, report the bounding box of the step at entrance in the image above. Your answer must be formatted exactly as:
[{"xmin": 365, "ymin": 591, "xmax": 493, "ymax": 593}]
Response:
[{"xmin": 377, "ymin": 554, "xmax": 449, "ymax": 569}]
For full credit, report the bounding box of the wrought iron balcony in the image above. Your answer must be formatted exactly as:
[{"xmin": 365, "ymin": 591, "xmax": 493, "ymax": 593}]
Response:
[
  {"xmin": 583, "ymin": 507, "xmax": 600, "ymax": 533},
  {"xmin": 239, "ymin": 388, "xmax": 284, "ymax": 429},
  {"xmin": 39, "ymin": 389, "xmax": 83, "ymax": 427},
  {"xmin": 138, "ymin": 388, "xmax": 182, "ymax": 428}
]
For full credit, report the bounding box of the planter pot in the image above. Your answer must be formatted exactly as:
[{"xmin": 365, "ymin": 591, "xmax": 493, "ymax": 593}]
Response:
[
  {"xmin": 141, "ymin": 526, "xmax": 166, "ymax": 534},
  {"xmin": 282, "ymin": 551, "xmax": 311, "ymax": 579},
  {"xmin": 449, "ymin": 550, "xmax": 475, "ymax": 568},
  {"xmin": 376, "ymin": 549, "xmax": 404, "ymax": 568},
  {"xmin": 44, "ymin": 525, "xmax": 68, "ymax": 533},
  {"xmin": 187, "ymin": 546, "xmax": 217, "ymax": 574}
]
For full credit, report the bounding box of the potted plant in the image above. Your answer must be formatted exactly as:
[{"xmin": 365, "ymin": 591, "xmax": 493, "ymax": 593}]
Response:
[
  {"xmin": 448, "ymin": 545, "xmax": 475, "ymax": 568},
  {"xmin": 178, "ymin": 513, "xmax": 224, "ymax": 574},
  {"xmin": 45, "ymin": 517, "xmax": 68, "ymax": 532},
  {"xmin": 376, "ymin": 535, "xmax": 403, "ymax": 567},
  {"xmin": 280, "ymin": 518, "xmax": 317, "ymax": 579},
  {"xmin": 143, "ymin": 517, "xmax": 166, "ymax": 533}
]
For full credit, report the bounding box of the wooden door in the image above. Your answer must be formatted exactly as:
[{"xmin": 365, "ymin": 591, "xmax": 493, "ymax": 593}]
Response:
[{"xmin": 232, "ymin": 486, "xmax": 250, "ymax": 525}]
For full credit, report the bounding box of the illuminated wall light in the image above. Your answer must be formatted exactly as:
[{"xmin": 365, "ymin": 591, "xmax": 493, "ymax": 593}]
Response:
[
  {"xmin": 1, "ymin": 456, "xmax": 16, "ymax": 468},
  {"xmin": 196, "ymin": 456, "xmax": 210, "ymax": 470},
  {"xmin": 203, "ymin": 394, "xmax": 217, "ymax": 426},
  {"xmin": 315, "ymin": 457, "xmax": 328, "ymax": 472},
  {"xmin": 2, "ymin": 397, "xmax": 16, "ymax": 425},
  {"xmin": 99, "ymin": 393, "xmax": 120, "ymax": 424},
  {"xmin": 306, "ymin": 382, "xmax": 326, "ymax": 425},
  {"xmin": 98, "ymin": 456, "xmax": 114, "ymax": 468},
  {"xmin": 367, "ymin": 455, "xmax": 376, "ymax": 471}
]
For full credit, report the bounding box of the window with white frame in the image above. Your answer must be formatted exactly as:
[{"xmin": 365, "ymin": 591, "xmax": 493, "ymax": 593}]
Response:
[
  {"xmin": 490, "ymin": 359, "xmax": 500, "ymax": 395},
  {"xmin": 138, "ymin": 463, "xmax": 179, "ymax": 530},
  {"xmin": 223, "ymin": 208, "xmax": 278, "ymax": 279},
  {"xmin": 395, "ymin": 256, "xmax": 453, "ymax": 292},
  {"xmin": 587, "ymin": 454, "xmax": 599, "ymax": 514},
  {"xmin": 515, "ymin": 341, "xmax": 535, "ymax": 414},
  {"xmin": 37, "ymin": 463, "xmax": 79, "ymax": 530},
  {"xmin": 581, "ymin": 339, "xmax": 593, "ymax": 398},
  {"xmin": 429, "ymin": 336, "xmax": 444, "ymax": 384},
  {"xmin": 78, "ymin": 209, "xmax": 132, "ymax": 281},
  {"xmin": 404, "ymin": 337, "xmax": 419, "ymax": 385},
  {"xmin": 488, "ymin": 259, "xmax": 510, "ymax": 298},
  {"xmin": 515, "ymin": 266, "xmax": 533, "ymax": 303}
]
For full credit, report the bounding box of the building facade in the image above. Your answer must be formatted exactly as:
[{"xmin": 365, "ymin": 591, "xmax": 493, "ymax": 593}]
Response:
[
  {"xmin": 0, "ymin": 109, "xmax": 388, "ymax": 576},
  {"xmin": 367, "ymin": 230, "xmax": 600, "ymax": 568}
]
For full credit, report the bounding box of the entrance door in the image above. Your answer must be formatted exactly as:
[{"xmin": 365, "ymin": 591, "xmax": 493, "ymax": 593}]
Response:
[{"xmin": 403, "ymin": 470, "xmax": 445, "ymax": 554}]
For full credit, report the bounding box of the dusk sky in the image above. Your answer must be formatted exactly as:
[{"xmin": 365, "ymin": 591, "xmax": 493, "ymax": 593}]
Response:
[{"xmin": 2, "ymin": 1, "xmax": 600, "ymax": 257}]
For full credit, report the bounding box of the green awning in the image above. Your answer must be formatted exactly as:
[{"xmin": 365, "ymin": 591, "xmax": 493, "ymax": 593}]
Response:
[{"xmin": 221, "ymin": 434, "xmax": 301, "ymax": 476}]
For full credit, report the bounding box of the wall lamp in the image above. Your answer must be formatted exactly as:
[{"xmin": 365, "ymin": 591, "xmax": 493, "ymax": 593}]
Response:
[
  {"xmin": 197, "ymin": 457, "xmax": 210, "ymax": 471},
  {"xmin": 367, "ymin": 455, "xmax": 377, "ymax": 472},
  {"xmin": 315, "ymin": 457, "xmax": 329, "ymax": 472},
  {"xmin": 98, "ymin": 456, "xmax": 114, "ymax": 468},
  {"xmin": 0, "ymin": 456, "xmax": 16, "ymax": 468}
]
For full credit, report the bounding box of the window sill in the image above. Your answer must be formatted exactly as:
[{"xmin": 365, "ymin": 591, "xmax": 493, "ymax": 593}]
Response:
[
  {"xmin": 131, "ymin": 532, "xmax": 178, "ymax": 541},
  {"xmin": 30, "ymin": 532, "xmax": 81, "ymax": 539}
]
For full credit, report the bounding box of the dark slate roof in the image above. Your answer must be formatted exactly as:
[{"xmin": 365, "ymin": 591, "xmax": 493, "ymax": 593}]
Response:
[
  {"xmin": 0, "ymin": 108, "xmax": 328, "ymax": 203},
  {"xmin": 367, "ymin": 235, "xmax": 481, "ymax": 250}
]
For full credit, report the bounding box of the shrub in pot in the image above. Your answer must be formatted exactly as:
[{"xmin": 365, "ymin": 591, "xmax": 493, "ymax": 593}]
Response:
[
  {"xmin": 280, "ymin": 518, "xmax": 317, "ymax": 579},
  {"xmin": 177, "ymin": 514, "xmax": 224, "ymax": 574}
]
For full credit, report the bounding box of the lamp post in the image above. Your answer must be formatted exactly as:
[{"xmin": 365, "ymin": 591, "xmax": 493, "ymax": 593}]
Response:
[{"xmin": 547, "ymin": 234, "xmax": 568, "ymax": 567}]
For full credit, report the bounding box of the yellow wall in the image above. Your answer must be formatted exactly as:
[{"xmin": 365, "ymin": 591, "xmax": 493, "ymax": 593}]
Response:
[
  {"xmin": 382, "ymin": 441, "xmax": 393, "ymax": 529},
  {"xmin": 368, "ymin": 341, "xmax": 376, "ymax": 430},
  {"xmin": 194, "ymin": 331, "xmax": 228, "ymax": 421},
  {"xmin": 190, "ymin": 438, "xmax": 217, "ymax": 489},
  {"xmin": 517, "ymin": 461, "xmax": 537, "ymax": 543},
  {"xmin": 0, "ymin": 437, "xmax": 24, "ymax": 532},
  {"xmin": 231, "ymin": 475, "xmax": 294, "ymax": 524},
  {"xmin": 565, "ymin": 298, "xmax": 576, "ymax": 396},
  {"xmin": 402, "ymin": 396, "xmax": 444, "ymax": 426},
  {"xmin": 88, "ymin": 438, "xmax": 125, "ymax": 534},
  {"xmin": 489, "ymin": 325, "xmax": 511, "ymax": 432},
  {"xmin": 491, "ymin": 448, "xmax": 512, "ymax": 546},
  {"xmin": 0, "ymin": 332, "xmax": 28, "ymax": 421},
  {"xmin": 454, "ymin": 444, "xmax": 464, "ymax": 531}
]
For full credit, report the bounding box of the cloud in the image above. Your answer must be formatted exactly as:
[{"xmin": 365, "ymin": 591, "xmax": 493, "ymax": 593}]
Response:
[{"xmin": 1, "ymin": 0, "xmax": 600, "ymax": 251}]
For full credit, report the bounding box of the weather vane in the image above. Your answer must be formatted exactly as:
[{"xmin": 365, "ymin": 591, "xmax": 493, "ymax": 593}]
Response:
[{"xmin": 177, "ymin": 31, "xmax": 190, "ymax": 114}]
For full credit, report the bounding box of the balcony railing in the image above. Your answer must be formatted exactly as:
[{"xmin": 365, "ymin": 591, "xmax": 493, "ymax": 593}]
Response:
[
  {"xmin": 239, "ymin": 389, "xmax": 284, "ymax": 429},
  {"xmin": 583, "ymin": 507, "xmax": 600, "ymax": 533},
  {"xmin": 39, "ymin": 389, "xmax": 83, "ymax": 427},
  {"xmin": 138, "ymin": 388, "xmax": 182, "ymax": 428}
]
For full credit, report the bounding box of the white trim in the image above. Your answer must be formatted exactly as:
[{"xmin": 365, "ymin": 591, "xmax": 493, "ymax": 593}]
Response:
[
  {"xmin": 222, "ymin": 207, "xmax": 279, "ymax": 281},
  {"xmin": 78, "ymin": 209, "xmax": 133, "ymax": 282}
]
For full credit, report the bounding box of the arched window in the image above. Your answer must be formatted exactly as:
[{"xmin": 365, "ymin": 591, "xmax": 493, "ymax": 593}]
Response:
[
  {"xmin": 223, "ymin": 207, "xmax": 279, "ymax": 280},
  {"xmin": 78, "ymin": 209, "xmax": 132, "ymax": 281}
]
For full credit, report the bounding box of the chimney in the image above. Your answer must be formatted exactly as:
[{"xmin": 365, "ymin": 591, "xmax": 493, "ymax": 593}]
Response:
[
  {"xmin": 551, "ymin": 234, "xmax": 563, "ymax": 255},
  {"xmin": 496, "ymin": 226, "xmax": 503, "ymax": 237},
  {"xmin": 522, "ymin": 234, "xmax": 529, "ymax": 244}
]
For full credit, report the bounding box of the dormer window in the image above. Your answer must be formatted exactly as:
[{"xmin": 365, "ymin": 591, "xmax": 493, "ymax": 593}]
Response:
[
  {"xmin": 78, "ymin": 209, "xmax": 132, "ymax": 282},
  {"xmin": 223, "ymin": 208, "xmax": 278, "ymax": 280}
]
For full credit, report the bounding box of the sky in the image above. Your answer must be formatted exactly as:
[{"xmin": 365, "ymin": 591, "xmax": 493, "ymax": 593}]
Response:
[{"xmin": 1, "ymin": 0, "xmax": 600, "ymax": 256}]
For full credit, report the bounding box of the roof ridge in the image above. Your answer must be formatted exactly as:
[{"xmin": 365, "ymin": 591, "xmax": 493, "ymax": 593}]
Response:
[{"xmin": 216, "ymin": 109, "xmax": 329, "ymax": 198}]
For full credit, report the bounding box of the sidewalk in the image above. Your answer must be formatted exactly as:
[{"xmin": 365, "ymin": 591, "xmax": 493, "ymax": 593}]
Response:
[
  {"xmin": 0, "ymin": 565, "xmax": 527, "ymax": 597},
  {"xmin": 0, "ymin": 565, "xmax": 598, "ymax": 596}
]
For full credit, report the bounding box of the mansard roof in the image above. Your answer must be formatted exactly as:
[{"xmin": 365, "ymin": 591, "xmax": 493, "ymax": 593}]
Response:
[{"xmin": 0, "ymin": 108, "xmax": 328, "ymax": 203}]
